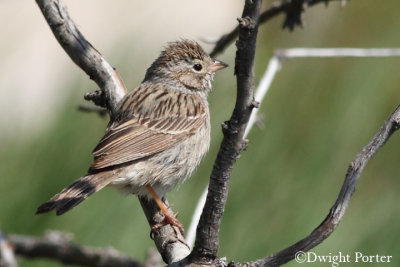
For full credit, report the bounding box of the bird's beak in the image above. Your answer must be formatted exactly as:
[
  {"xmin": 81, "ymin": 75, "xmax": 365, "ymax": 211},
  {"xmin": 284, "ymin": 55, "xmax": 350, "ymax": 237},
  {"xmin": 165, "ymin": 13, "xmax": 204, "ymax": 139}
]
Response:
[{"xmin": 207, "ymin": 59, "xmax": 228, "ymax": 72}]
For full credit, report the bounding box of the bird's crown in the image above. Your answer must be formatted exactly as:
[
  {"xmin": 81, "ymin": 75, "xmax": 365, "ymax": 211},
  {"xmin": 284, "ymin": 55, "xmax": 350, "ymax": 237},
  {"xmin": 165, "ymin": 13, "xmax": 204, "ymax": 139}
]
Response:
[{"xmin": 158, "ymin": 39, "xmax": 208, "ymax": 64}]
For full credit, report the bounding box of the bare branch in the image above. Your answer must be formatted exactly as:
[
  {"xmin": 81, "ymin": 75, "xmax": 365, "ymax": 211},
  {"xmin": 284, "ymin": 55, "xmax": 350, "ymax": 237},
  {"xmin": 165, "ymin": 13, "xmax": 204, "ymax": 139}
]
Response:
[
  {"xmin": 189, "ymin": 0, "xmax": 262, "ymax": 264},
  {"xmin": 245, "ymin": 105, "xmax": 400, "ymax": 266},
  {"xmin": 210, "ymin": 0, "xmax": 340, "ymax": 58},
  {"xmin": 35, "ymin": 0, "xmax": 127, "ymax": 118},
  {"xmin": 277, "ymin": 47, "xmax": 400, "ymax": 58},
  {"xmin": 8, "ymin": 231, "xmax": 142, "ymax": 267},
  {"xmin": 138, "ymin": 197, "xmax": 190, "ymax": 264}
]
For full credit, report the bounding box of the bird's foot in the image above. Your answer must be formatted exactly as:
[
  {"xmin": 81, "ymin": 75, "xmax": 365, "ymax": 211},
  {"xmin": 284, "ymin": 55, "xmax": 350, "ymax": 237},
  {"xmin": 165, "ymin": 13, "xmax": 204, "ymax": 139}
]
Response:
[{"xmin": 151, "ymin": 212, "xmax": 184, "ymax": 237}]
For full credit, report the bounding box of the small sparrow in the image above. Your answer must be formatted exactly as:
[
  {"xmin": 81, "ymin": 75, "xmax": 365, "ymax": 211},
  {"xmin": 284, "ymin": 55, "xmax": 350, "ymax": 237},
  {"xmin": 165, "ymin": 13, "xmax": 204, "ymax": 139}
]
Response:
[{"xmin": 36, "ymin": 40, "xmax": 228, "ymax": 234}]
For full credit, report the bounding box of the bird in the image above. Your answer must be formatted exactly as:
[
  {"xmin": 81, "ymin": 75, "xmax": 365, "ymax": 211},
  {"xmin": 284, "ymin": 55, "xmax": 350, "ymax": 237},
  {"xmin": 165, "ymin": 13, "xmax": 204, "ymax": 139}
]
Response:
[{"xmin": 36, "ymin": 40, "xmax": 228, "ymax": 234}]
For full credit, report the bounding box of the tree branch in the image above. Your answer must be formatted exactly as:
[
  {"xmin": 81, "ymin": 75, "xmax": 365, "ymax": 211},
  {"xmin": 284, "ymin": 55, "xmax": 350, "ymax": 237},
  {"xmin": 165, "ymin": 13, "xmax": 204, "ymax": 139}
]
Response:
[
  {"xmin": 8, "ymin": 231, "xmax": 142, "ymax": 267},
  {"xmin": 138, "ymin": 197, "xmax": 190, "ymax": 264},
  {"xmin": 188, "ymin": 0, "xmax": 262, "ymax": 264},
  {"xmin": 36, "ymin": 0, "xmax": 127, "ymax": 118},
  {"xmin": 210, "ymin": 0, "xmax": 341, "ymax": 58},
  {"xmin": 243, "ymin": 105, "xmax": 400, "ymax": 266}
]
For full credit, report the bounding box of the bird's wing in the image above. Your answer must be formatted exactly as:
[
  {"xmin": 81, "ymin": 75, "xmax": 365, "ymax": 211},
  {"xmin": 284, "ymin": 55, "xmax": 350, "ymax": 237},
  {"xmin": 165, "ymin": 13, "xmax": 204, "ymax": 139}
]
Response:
[{"xmin": 90, "ymin": 108, "xmax": 206, "ymax": 170}]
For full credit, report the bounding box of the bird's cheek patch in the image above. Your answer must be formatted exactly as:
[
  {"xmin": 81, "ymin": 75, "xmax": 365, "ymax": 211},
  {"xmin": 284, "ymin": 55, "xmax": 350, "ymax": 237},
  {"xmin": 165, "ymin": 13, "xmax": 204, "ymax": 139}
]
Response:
[{"xmin": 178, "ymin": 73, "xmax": 202, "ymax": 91}]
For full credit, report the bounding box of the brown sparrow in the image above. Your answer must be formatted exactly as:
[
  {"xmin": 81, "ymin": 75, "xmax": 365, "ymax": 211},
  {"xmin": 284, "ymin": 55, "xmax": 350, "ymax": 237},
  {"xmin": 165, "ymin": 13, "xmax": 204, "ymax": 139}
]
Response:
[{"xmin": 36, "ymin": 40, "xmax": 228, "ymax": 234}]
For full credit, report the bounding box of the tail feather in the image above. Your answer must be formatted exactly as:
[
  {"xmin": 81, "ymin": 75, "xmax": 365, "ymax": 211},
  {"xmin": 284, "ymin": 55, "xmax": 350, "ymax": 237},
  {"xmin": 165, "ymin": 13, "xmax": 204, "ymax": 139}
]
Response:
[{"xmin": 36, "ymin": 172, "xmax": 113, "ymax": 215}]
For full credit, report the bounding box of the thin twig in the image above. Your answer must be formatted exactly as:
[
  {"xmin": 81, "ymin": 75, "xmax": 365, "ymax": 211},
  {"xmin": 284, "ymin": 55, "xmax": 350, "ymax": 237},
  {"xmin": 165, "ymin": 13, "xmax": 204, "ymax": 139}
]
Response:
[
  {"xmin": 210, "ymin": 0, "xmax": 340, "ymax": 58},
  {"xmin": 244, "ymin": 56, "xmax": 281, "ymax": 138},
  {"xmin": 245, "ymin": 105, "xmax": 400, "ymax": 266},
  {"xmin": 36, "ymin": 0, "xmax": 127, "ymax": 118},
  {"xmin": 249, "ymin": 47, "xmax": 400, "ymax": 138},
  {"xmin": 189, "ymin": 0, "xmax": 263, "ymax": 264},
  {"xmin": 8, "ymin": 231, "xmax": 142, "ymax": 267},
  {"xmin": 277, "ymin": 47, "xmax": 400, "ymax": 58}
]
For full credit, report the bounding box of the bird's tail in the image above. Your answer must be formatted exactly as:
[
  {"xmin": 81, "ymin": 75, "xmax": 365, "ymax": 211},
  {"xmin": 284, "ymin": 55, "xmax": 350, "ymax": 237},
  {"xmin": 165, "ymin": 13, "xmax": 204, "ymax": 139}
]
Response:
[{"xmin": 36, "ymin": 172, "xmax": 114, "ymax": 215}]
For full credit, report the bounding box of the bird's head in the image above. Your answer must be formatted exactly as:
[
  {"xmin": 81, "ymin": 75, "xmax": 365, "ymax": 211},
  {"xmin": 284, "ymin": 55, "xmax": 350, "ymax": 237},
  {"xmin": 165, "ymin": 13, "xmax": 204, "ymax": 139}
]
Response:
[{"xmin": 144, "ymin": 40, "xmax": 228, "ymax": 93}]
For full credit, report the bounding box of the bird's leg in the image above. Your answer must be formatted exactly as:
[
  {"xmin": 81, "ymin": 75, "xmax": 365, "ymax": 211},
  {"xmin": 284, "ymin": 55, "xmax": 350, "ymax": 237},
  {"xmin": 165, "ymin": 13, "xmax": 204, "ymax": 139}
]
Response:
[{"xmin": 146, "ymin": 185, "xmax": 184, "ymax": 235}]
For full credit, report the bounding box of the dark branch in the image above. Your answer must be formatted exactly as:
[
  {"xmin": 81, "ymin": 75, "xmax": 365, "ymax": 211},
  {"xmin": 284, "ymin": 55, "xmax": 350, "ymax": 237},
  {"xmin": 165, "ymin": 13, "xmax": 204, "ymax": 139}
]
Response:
[
  {"xmin": 189, "ymin": 0, "xmax": 262, "ymax": 264},
  {"xmin": 210, "ymin": 0, "xmax": 340, "ymax": 58},
  {"xmin": 8, "ymin": 231, "xmax": 142, "ymax": 267},
  {"xmin": 36, "ymin": 0, "xmax": 127, "ymax": 119},
  {"xmin": 244, "ymin": 105, "xmax": 400, "ymax": 266}
]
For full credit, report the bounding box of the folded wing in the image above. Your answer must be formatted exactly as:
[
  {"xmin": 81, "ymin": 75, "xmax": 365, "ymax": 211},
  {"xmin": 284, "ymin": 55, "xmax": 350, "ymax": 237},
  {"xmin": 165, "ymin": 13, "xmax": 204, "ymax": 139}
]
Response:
[{"xmin": 90, "ymin": 112, "xmax": 205, "ymax": 170}]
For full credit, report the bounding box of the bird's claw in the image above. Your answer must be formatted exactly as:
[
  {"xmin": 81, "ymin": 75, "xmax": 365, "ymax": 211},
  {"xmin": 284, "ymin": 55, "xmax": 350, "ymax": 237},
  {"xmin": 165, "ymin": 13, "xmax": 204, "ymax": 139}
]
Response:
[{"xmin": 150, "ymin": 212, "xmax": 184, "ymax": 238}]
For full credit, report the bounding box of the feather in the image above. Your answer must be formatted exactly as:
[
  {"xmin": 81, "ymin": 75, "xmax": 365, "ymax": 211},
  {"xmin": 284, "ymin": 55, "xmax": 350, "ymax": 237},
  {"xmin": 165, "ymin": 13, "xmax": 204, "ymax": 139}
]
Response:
[
  {"xmin": 89, "ymin": 84, "xmax": 207, "ymax": 170},
  {"xmin": 36, "ymin": 172, "xmax": 114, "ymax": 215}
]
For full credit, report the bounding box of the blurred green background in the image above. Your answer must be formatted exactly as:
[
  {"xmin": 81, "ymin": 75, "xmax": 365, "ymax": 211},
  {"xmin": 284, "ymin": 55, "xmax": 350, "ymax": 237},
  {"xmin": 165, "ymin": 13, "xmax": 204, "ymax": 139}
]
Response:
[{"xmin": 1, "ymin": 0, "xmax": 399, "ymax": 266}]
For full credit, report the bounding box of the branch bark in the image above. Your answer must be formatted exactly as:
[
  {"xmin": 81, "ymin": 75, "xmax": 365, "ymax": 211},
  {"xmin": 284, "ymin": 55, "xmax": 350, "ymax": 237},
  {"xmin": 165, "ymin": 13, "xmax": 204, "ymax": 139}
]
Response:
[
  {"xmin": 188, "ymin": 0, "xmax": 262, "ymax": 265},
  {"xmin": 36, "ymin": 0, "xmax": 127, "ymax": 118},
  {"xmin": 243, "ymin": 105, "xmax": 400, "ymax": 266},
  {"xmin": 8, "ymin": 231, "xmax": 142, "ymax": 267},
  {"xmin": 210, "ymin": 0, "xmax": 340, "ymax": 58},
  {"xmin": 139, "ymin": 197, "xmax": 190, "ymax": 264}
]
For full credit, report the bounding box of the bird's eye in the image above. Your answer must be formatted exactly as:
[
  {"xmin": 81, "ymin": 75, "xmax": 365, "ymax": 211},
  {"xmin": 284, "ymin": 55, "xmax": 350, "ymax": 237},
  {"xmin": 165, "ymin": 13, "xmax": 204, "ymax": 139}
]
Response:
[{"xmin": 193, "ymin": 63, "xmax": 203, "ymax": 71}]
